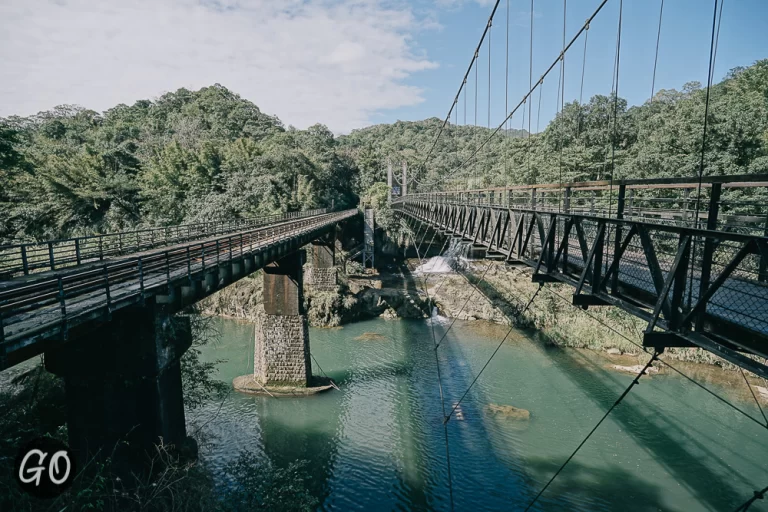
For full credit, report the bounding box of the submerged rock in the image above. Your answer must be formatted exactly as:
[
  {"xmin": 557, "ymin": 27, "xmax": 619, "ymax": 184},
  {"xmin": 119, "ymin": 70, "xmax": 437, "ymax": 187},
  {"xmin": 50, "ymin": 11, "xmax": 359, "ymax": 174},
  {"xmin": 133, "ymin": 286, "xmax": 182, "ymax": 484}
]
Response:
[
  {"xmin": 486, "ymin": 404, "xmax": 530, "ymax": 420},
  {"xmin": 354, "ymin": 332, "xmax": 387, "ymax": 341},
  {"xmin": 610, "ymin": 364, "xmax": 658, "ymax": 375}
]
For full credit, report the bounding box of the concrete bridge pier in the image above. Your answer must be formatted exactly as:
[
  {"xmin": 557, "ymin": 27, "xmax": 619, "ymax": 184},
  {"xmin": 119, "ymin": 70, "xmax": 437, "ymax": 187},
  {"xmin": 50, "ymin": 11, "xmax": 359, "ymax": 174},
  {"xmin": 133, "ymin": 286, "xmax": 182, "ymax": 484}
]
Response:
[
  {"xmin": 234, "ymin": 249, "xmax": 334, "ymax": 395},
  {"xmin": 255, "ymin": 251, "xmax": 312, "ymax": 387},
  {"xmin": 307, "ymin": 232, "xmax": 337, "ymax": 290},
  {"xmin": 44, "ymin": 302, "xmax": 193, "ymax": 469}
]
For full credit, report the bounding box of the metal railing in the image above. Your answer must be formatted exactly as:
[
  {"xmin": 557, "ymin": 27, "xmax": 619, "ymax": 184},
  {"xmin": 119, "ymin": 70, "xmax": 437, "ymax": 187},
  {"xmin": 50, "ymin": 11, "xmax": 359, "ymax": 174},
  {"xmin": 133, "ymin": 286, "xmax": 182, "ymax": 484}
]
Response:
[
  {"xmin": 400, "ymin": 174, "xmax": 768, "ymax": 236},
  {"xmin": 0, "ymin": 209, "xmax": 327, "ymax": 279},
  {"xmin": 0, "ymin": 210, "xmax": 356, "ymax": 361},
  {"xmin": 397, "ymin": 194, "xmax": 768, "ymax": 379}
]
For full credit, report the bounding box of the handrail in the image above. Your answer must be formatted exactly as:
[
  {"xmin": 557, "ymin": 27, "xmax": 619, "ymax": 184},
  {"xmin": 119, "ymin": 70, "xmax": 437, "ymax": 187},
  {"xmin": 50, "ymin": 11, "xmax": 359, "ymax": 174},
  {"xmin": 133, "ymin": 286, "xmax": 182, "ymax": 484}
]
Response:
[
  {"xmin": 0, "ymin": 210, "xmax": 357, "ymax": 353},
  {"xmin": 0, "ymin": 209, "xmax": 327, "ymax": 279}
]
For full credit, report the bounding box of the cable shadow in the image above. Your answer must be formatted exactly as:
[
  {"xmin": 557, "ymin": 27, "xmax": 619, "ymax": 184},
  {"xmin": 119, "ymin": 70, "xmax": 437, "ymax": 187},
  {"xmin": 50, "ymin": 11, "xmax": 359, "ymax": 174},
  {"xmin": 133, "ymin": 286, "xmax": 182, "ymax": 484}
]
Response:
[{"xmin": 467, "ymin": 272, "xmax": 758, "ymax": 510}]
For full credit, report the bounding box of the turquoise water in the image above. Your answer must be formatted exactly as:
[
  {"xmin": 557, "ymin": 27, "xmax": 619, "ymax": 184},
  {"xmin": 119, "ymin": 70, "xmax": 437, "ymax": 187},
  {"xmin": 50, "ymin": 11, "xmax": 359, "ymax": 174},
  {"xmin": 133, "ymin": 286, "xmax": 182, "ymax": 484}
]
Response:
[{"xmin": 193, "ymin": 316, "xmax": 768, "ymax": 511}]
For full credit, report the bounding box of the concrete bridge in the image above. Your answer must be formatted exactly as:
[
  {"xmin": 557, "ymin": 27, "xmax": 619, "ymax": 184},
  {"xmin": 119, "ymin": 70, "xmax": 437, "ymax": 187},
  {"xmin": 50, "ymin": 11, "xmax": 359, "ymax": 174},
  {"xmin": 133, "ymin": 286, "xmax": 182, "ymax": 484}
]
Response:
[
  {"xmin": 0, "ymin": 208, "xmax": 357, "ymax": 466},
  {"xmin": 395, "ymin": 174, "xmax": 768, "ymax": 380}
]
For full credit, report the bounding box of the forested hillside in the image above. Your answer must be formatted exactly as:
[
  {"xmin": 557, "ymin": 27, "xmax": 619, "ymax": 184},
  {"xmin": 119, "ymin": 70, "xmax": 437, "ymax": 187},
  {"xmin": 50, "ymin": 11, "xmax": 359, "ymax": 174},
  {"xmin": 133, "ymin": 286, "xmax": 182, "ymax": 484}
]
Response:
[{"xmin": 1, "ymin": 60, "xmax": 766, "ymax": 244}]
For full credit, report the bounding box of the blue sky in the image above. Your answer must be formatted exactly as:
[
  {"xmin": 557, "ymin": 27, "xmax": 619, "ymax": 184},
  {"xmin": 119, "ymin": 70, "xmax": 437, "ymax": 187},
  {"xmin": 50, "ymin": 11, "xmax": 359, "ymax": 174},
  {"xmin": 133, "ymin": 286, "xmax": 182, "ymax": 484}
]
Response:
[
  {"xmin": 1, "ymin": 0, "xmax": 766, "ymax": 133},
  {"xmin": 381, "ymin": 0, "xmax": 768, "ymax": 133}
]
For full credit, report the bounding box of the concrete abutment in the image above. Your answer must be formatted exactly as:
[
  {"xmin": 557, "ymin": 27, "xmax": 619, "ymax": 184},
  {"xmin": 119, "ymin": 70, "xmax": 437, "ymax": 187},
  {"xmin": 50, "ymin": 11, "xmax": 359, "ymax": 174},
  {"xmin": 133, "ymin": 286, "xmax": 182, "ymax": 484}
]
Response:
[{"xmin": 45, "ymin": 302, "xmax": 193, "ymax": 470}]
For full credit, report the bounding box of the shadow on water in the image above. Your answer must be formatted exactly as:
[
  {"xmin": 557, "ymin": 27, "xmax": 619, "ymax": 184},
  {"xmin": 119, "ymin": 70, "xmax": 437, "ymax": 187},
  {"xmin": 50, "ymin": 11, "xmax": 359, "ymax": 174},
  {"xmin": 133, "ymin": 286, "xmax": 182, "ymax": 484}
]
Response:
[
  {"xmin": 522, "ymin": 458, "xmax": 673, "ymax": 512},
  {"xmin": 467, "ymin": 273, "xmax": 758, "ymax": 511},
  {"xmin": 399, "ymin": 262, "xmax": 536, "ymax": 510}
]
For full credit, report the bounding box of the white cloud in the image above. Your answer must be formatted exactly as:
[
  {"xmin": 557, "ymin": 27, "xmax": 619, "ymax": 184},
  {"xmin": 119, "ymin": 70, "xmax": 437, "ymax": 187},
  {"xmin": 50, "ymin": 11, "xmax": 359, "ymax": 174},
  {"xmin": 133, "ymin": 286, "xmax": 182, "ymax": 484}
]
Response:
[{"xmin": 0, "ymin": 0, "xmax": 438, "ymax": 133}]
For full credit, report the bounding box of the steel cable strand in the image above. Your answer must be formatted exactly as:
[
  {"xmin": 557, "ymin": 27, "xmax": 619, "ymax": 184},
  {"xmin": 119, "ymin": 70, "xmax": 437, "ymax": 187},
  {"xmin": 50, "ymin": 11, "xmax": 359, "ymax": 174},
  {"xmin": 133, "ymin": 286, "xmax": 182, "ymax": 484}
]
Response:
[
  {"xmin": 403, "ymin": 224, "xmax": 456, "ymax": 511},
  {"xmin": 542, "ymin": 286, "xmax": 768, "ymax": 431},
  {"xmin": 739, "ymin": 368, "xmax": 768, "ymax": 427},
  {"xmin": 688, "ymin": 0, "xmax": 723, "ymax": 308},
  {"xmin": 443, "ymin": 283, "xmax": 544, "ymax": 424},
  {"xmin": 433, "ymin": 257, "xmax": 498, "ymax": 351},
  {"xmin": 733, "ymin": 484, "xmax": 768, "ymax": 512},
  {"xmin": 418, "ymin": 0, "xmax": 611, "ymax": 191},
  {"xmin": 524, "ymin": 350, "xmax": 659, "ymax": 511}
]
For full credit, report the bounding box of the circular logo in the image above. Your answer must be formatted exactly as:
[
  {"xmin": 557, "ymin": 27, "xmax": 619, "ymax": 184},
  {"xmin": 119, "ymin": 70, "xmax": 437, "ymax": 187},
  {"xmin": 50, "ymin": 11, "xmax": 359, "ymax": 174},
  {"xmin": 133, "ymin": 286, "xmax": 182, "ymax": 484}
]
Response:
[{"xmin": 14, "ymin": 437, "xmax": 76, "ymax": 499}]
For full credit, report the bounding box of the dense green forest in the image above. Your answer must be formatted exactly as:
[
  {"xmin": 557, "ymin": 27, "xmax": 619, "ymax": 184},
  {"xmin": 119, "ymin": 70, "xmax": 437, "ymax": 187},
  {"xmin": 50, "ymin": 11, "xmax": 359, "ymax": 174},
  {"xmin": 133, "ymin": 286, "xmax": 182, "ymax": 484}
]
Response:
[{"xmin": 1, "ymin": 60, "xmax": 766, "ymax": 244}]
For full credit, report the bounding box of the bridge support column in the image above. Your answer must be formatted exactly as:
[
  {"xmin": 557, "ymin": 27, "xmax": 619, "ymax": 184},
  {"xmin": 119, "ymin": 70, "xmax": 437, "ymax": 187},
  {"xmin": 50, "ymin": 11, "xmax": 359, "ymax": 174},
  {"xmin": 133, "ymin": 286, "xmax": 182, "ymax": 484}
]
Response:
[
  {"xmin": 45, "ymin": 303, "xmax": 193, "ymax": 469},
  {"xmin": 306, "ymin": 232, "xmax": 337, "ymax": 290},
  {"xmin": 254, "ymin": 251, "xmax": 312, "ymax": 387}
]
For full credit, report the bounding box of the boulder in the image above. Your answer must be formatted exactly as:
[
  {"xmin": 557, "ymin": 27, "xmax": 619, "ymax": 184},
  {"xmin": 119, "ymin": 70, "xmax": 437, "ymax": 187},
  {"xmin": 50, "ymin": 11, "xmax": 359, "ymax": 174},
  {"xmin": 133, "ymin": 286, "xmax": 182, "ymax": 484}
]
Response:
[{"xmin": 486, "ymin": 404, "xmax": 531, "ymax": 420}]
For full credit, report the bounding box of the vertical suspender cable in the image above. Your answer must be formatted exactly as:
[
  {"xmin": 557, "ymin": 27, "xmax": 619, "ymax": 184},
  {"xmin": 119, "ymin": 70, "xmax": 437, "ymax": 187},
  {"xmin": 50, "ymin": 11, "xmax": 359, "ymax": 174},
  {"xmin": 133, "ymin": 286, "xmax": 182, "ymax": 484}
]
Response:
[
  {"xmin": 688, "ymin": 0, "xmax": 722, "ymax": 307},
  {"xmin": 558, "ymin": 0, "xmax": 567, "ymax": 211},
  {"xmin": 650, "ymin": 0, "xmax": 665, "ymax": 101},
  {"xmin": 578, "ymin": 25, "xmax": 589, "ymax": 138},
  {"xmin": 608, "ymin": 0, "xmax": 623, "ymax": 219},
  {"xmin": 527, "ymin": 0, "xmax": 534, "ymax": 180},
  {"xmin": 505, "ymin": 0, "xmax": 510, "ymax": 188},
  {"xmin": 488, "ymin": 20, "xmax": 492, "ymax": 130}
]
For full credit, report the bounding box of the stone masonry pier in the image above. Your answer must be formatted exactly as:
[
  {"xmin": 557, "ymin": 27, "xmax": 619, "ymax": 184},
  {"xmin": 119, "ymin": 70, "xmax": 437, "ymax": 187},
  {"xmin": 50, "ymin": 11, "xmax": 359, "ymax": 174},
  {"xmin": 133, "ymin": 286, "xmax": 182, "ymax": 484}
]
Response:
[{"xmin": 254, "ymin": 251, "xmax": 312, "ymax": 387}]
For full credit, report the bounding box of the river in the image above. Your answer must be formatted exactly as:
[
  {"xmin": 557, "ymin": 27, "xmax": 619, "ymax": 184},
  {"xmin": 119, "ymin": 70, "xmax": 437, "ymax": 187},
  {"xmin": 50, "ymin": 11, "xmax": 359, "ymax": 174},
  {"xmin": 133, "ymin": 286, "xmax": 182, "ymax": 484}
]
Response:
[{"xmin": 192, "ymin": 315, "xmax": 768, "ymax": 511}]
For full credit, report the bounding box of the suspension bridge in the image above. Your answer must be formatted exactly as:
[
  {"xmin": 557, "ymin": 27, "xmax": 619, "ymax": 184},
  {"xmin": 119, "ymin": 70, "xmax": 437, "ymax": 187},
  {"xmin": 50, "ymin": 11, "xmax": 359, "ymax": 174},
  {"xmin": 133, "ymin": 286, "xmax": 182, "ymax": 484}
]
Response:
[{"xmin": 391, "ymin": 0, "xmax": 768, "ymax": 510}]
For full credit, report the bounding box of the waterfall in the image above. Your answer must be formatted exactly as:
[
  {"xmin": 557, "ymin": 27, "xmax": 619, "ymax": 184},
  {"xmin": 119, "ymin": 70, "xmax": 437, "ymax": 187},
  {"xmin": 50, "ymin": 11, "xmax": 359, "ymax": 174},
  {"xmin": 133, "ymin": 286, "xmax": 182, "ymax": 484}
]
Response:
[{"xmin": 414, "ymin": 238, "xmax": 471, "ymax": 274}]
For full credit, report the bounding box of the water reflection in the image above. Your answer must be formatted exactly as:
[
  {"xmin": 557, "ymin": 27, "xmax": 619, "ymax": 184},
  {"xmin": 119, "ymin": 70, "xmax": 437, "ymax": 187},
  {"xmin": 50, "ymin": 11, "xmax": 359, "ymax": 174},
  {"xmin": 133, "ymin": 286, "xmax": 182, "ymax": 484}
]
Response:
[{"xmin": 192, "ymin": 316, "xmax": 768, "ymax": 511}]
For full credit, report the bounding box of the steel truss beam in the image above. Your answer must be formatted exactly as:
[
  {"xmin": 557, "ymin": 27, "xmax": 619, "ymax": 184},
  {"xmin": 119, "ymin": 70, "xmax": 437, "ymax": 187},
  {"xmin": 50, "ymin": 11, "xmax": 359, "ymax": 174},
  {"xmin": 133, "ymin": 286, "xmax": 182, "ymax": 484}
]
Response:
[{"xmin": 395, "ymin": 200, "xmax": 768, "ymax": 379}]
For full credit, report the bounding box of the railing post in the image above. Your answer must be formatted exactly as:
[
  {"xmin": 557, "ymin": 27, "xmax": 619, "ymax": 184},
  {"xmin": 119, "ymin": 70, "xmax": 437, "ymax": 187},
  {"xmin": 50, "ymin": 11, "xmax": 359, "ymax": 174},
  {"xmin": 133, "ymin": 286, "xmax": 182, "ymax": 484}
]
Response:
[
  {"xmin": 103, "ymin": 264, "xmax": 111, "ymax": 318},
  {"xmin": 48, "ymin": 242, "xmax": 55, "ymax": 271},
  {"xmin": 186, "ymin": 246, "xmax": 192, "ymax": 281},
  {"xmin": 531, "ymin": 188, "xmax": 536, "ymax": 211},
  {"xmin": 0, "ymin": 306, "xmax": 5, "ymax": 345},
  {"xmin": 760, "ymin": 213, "xmax": 768, "ymax": 282},
  {"xmin": 697, "ymin": 182, "xmax": 721, "ymax": 330},
  {"xmin": 138, "ymin": 257, "xmax": 145, "ymax": 304},
  {"xmin": 563, "ymin": 187, "xmax": 571, "ymax": 214},
  {"xmin": 611, "ymin": 183, "xmax": 626, "ymax": 294},
  {"xmin": 166, "ymin": 251, "xmax": 171, "ymax": 284},
  {"xmin": 99, "ymin": 237, "xmax": 103, "ymax": 261},
  {"xmin": 119, "ymin": 233, "xmax": 123, "ymax": 254},
  {"xmin": 58, "ymin": 276, "xmax": 67, "ymax": 339},
  {"xmin": 21, "ymin": 245, "xmax": 29, "ymax": 275},
  {"xmin": 626, "ymin": 188, "xmax": 635, "ymax": 219},
  {"xmin": 75, "ymin": 238, "xmax": 82, "ymax": 265}
]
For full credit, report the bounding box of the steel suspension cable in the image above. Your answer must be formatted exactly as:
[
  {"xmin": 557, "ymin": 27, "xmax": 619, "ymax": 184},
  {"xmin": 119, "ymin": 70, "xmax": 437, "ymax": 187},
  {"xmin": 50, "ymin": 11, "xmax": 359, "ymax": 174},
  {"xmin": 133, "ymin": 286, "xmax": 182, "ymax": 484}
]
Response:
[
  {"xmin": 433, "ymin": 258, "xmax": 497, "ymax": 351},
  {"xmin": 740, "ymin": 368, "xmax": 768, "ymax": 427},
  {"xmin": 419, "ymin": 0, "xmax": 611, "ymax": 190},
  {"xmin": 650, "ymin": 0, "xmax": 665, "ymax": 101},
  {"xmin": 543, "ymin": 286, "xmax": 768, "ymax": 431},
  {"xmin": 608, "ymin": 0, "xmax": 623, "ymax": 219},
  {"xmin": 688, "ymin": 0, "xmax": 723, "ymax": 309},
  {"xmin": 557, "ymin": 0, "xmax": 567, "ymax": 211},
  {"xmin": 577, "ymin": 24, "xmax": 589, "ymax": 137},
  {"xmin": 417, "ymin": 0, "xmax": 502, "ymax": 189},
  {"xmin": 444, "ymin": 283, "xmax": 544, "ymax": 423},
  {"xmin": 524, "ymin": 350, "xmax": 659, "ymax": 511},
  {"xmin": 403, "ymin": 224, "xmax": 455, "ymax": 510},
  {"xmin": 733, "ymin": 484, "xmax": 768, "ymax": 511},
  {"xmin": 527, "ymin": 0, "xmax": 534, "ymax": 179},
  {"xmin": 488, "ymin": 19, "xmax": 492, "ymax": 130},
  {"xmin": 505, "ymin": 0, "xmax": 510, "ymax": 186}
]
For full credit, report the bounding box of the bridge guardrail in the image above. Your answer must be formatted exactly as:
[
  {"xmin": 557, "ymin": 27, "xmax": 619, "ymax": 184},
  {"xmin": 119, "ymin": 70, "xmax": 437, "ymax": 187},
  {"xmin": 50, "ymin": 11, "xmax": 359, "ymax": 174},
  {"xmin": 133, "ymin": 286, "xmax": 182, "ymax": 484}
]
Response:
[
  {"xmin": 0, "ymin": 209, "xmax": 327, "ymax": 279},
  {"xmin": 399, "ymin": 174, "xmax": 768, "ymax": 236},
  {"xmin": 396, "ymin": 197, "xmax": 768, "ymax": 377},
  {"xmin": 0, "ymin": 210, "xmax": 356, "ymax": 359}
]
